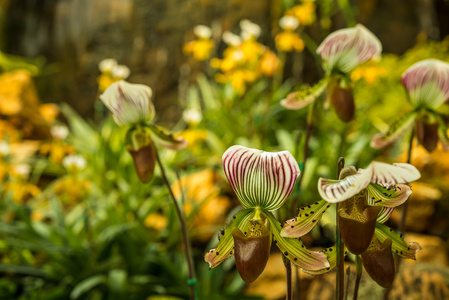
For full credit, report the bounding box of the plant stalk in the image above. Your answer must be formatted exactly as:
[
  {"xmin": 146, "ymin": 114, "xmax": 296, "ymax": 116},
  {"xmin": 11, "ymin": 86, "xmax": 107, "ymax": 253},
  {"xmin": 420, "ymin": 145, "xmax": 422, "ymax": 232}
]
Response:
[
  {"xmin": 284, "ymin": 259, "xmax": 293, "ymax": 300},
  {"xmin": 155, "ymin": 147, "xmax": 198, "ymax": 300},
  {"xmin": 344, "ymin": 266, "xmax": 351, "ymax": 300},
  {"xmin": 336, "ymin": 157, "xmax": 345, "ymax": 300},
  {"xmin": 353, "ymin": 255, "xmax": 362, "ymax": 300}
]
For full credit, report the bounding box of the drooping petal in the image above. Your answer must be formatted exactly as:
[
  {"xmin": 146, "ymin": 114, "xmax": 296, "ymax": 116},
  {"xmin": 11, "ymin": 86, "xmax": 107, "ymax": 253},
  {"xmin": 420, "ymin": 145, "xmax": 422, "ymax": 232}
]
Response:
[
  {"xmin": 100, "ymin": 80, "xmax": 155, "ymax": 126},
  {"xmin": 281, "ymin": 199, "xmax": 331, "ymax": 238},
  {"xmin": 401, "ymin": 59, "xmax": 449, "ymax": 109},
  {"xmin": 280, "ymin": 77, "xmax": 328, "ymax": 110},
  {"xmin": 376, "ymin": 207, "xmax": 394, "ymax": 224},
  {"xmin": 366, "ymin": 183, "xmax": 412, "ymax": 207},
  {"xmin": 302, "ymin": 246, "xmax": 348, "ymax": 275},
  {"xmin": 361, "ymin": 237, "xmax": 395, "ymax": 288},
  {"xmin": 375, "ymin": 223, "xmax": 421, "ymax": 260},
  {"xmin": 265, "ymin": 212, "xmax": 330, "ymax": 271},
  {"xmin": 318, "ymin": 170, "xmax": 372, "ymax": 203},
  {"xmin": 316, "ymin": 24, "xmax": 382, "ymax": 73},
  {"xmin": 367, "ymin": 161, "xmax": 421, "ymax": 186},
  {"xmin": 371, "ymin": 111, "xmax": 417, "ymax": 149},
  {"xmin": 204, "ymin": 209, "xmax": 253, "ymax": 269},
  {"xmin": 222, "ymin": 145, "xmax": 300, "ymax": 210},
  {"xmin": 146, "ymin": 124, "xmax": 187, "ymax": 151}
]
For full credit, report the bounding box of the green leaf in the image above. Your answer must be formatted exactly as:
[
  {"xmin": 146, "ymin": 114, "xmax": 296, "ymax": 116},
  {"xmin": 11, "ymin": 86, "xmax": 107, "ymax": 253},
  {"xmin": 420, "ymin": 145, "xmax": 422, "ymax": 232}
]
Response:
[{"xmin": 70, "ymin": 275, "xmax": 107, "ymax": 299}]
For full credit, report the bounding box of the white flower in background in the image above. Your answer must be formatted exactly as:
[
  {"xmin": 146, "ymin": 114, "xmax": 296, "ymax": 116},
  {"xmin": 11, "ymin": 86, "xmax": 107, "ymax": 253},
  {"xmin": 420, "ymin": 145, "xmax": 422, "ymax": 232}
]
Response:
[
  {"xmin": 99, "ymin": 80, "xmax": 155, "ymax": 126},
  {"xmin": 51, "ymin": 125, "xmax": 69, "ymax": 141},
  {"xmin": 223, "ymin": 31, "xmax": 242, "ymax": 47},
  {"xmin": 279, "ymin": 16, "xmax": 299, "ymax": 31},
  {"xmin": 240, "ymin": 19, "xmax": 261, "ymax": 40},
  {"xmin": 0, "ymin": 141, "xmax": 10, "ymax": 156},
  {"xmin": 194, "ymin": 25, "xmax": 212, "ymax": 39},
  {"xmin": 98, "ymin": 58, "xmax": 118, "ymax": 74},
  {"xmin": 112, "ymin": 65, "xmax": 131, "ymax": 80},
  {"xmin": 63, "ymin": 154, "xmax": 86, "ymax": 171},
  {"xmin": 13, "ymin": 164, "xmax": 31, "ymax": 179},
  {"xmin": 183, "ymin": 109, "xmax": 202, "ymax": 125}
]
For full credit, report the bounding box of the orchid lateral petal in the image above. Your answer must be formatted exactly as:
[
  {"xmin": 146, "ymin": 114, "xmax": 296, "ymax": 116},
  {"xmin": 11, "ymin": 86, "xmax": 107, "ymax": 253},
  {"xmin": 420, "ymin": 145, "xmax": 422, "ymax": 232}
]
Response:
[
  {"xmin": 280, "ymin": 77, "xmax": 328, "ymax": 110},
  {"xmin": 376, "ymin": 207, "xmax": 394, "ymax": 224},
  {"xmin": 222, "ymin": 145, "xmax": 300, "ymax": 211},
  {"xmin": 204, "ymin": 209, "xmax": 253, "ymax": 269},
  {"xmin": 265, "ymin": 212, "xmax": 330, "ymax": 271},
  {"xmin": 375, "ymin": 223, "xmax": 421, "ymax": 260},
  {"xmin": 318, "ymin": 172, "xmax": 372, "ymax": 203},
  {"xmin": 367, "ymin": 161, "xmax": 421, "ymax": 186},
  {"xmin": 146, "ymin": 124, "xmax": 187, "ymax": 151},
  {"xmin": 281, "ymin": 199, "xmax": 331, "ymax": 238},
  {"xmin": 366, "ymin": 183, "xmax": 412, "ymax": 208},
  {"xmin": 402, "ymin": 59, "xmax": 449, "ymax": 109},
  {"xmin": 371, "ymin": 112, "xmax": 417, "ymax": 149},
  {"xmin": 302, "ymin": 246, "xmax": 349, "ymax": 275}
]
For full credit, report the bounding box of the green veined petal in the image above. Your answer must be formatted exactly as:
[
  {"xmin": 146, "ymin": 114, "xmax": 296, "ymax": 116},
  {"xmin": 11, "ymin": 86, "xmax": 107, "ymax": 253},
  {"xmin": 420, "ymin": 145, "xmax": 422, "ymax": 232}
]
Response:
[
  {"xmin": 145, "ymin": 123, "xmax": 187, "ymax": 151},
  {"xmin": 376, "ymin": 207, "xmax": 394, "ymax": 224},
  {"xmin": 280, "ymin": 77, "xmax": 329, "ymax": 110},
  {"xmin": 375, "ymin": 223, "xmax": 421, "ymax": 260},
  {"xmin": 366, "ymin": 183, "xmax": 411, "ymax": 208},
  {"xmin": 265, "ymin": 212, "xmax": 329, "ymax": 271},
  {"xmin": 302, "ymin": 246, "xmax": 349, "ymax": 275},
  {"xmin": 281, "ymin": 199, "xmax": 331, "ymax": 238},
  {"xmin": 222, "ymin": 145, "xmax": 300, "ymax": 210},
  {"xmin": 371, "ymin": 111, "xmax": 417, "ymax": 149},
  {"xmin": 204, "ymin": 208, "xmax": 253, "ymax": 269}
]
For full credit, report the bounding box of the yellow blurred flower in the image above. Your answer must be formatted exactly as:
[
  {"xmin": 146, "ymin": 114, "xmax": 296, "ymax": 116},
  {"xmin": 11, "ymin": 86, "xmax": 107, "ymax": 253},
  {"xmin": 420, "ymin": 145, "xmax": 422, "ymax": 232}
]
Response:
[
  {"xmin": 38, "ymin": 104, "xmax": 59, "ymax": 124},
  {"xmin": 40, "ymin": 141, "xmax": 75, "ymax": 164},
  {"xmin": 259, "ymin": 51, "xmax": 282, "ymax": 77},
  {"xmin": 53, "ymin": 177, "xmax": 91, "ymax": 206},
  {"xmin": 287, "ymin": 2, "xmax": 317, "ymax": 26},
  {"xmin": 183, "ymin": 39, "xmax": 215, "ymax": 61},
  {"xmin": 3, "ymin": 181, "xmax": 40, "ymax": 204},
  {"xmin": 275, "ymin": 31, "xmax": 305, "ymax": 52},
  {"xmin": 144, "ymin": 213, "xmax": 168, "ymax": 231},
  {"xmin": 351, "ymin": 65, "xmax": 387, "ymax": 85}
]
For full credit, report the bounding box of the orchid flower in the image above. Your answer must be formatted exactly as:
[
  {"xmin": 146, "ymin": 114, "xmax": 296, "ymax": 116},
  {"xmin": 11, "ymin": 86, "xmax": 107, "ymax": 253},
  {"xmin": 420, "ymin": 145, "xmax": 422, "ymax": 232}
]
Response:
[
  {"xmin": 372, "ymin": 59, "xmax": 449, "ymax": 152},
  {"xmin": 100, "ymin": 80, "xmax": 186, "ymax": 183},
  {"xmin": 282, "ymin": 24, "xmax": 382, "ymax": 122},
  {"xmin": 282, "ymin": 161, "xmax": 420, "ymax": 287},
  {"xmin": 204, "ymin": 145, "xmax": 329, "ymax": 283}
]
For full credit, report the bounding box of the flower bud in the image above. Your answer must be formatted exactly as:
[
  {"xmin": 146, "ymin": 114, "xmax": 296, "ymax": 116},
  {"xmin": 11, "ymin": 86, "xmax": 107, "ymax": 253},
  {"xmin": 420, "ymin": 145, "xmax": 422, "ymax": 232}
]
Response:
[
  {"xmin": 401, "ymin": 59, "xmax": 449, "ymax": 109},
  {"xmin": 232, "ymin": 217, "xmax": 271, "ymax": 283},
  {"xmin": 326, "ymin": 77, "xmax": 354, "ymax": 122},
  {"xmin": 100, "ymin": 80, "xmax": 155, "ymax": 126},
  {"xmin": 317, "ymin": 24, "xmax": 382, "ymax": 74},
  {"xmin": 361, "ymin": 237, "xmax": 395, "ymax": 288}
]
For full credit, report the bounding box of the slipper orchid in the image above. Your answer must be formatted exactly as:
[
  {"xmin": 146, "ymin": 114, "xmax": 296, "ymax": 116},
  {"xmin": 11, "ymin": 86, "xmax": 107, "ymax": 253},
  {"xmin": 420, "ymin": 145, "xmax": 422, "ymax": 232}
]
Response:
[
  {"xmin": 372, "ymin": 59, "xmax": 449, "ymax": 152},
  {"xmin": 204, "ymin": 145, "xmax": 330, "ymax": 283},
  {"xmin": 100, "ymin": 80, "xmax": 186, "ymax": 183},
  {"xmin": 282, "ymin": 24, "xmax": 382, "ymax": 122}
]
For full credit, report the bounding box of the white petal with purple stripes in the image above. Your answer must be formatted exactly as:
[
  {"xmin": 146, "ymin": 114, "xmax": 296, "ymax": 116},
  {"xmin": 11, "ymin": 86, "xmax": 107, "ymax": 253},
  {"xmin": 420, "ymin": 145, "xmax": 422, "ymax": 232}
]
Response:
[
  {"xmin": 367, "ymin": 162, "xmax": 420, "ymax": 187},
  {"xmin": 222, "ymin": 145, "xmax": 300, "ymax": 211}
]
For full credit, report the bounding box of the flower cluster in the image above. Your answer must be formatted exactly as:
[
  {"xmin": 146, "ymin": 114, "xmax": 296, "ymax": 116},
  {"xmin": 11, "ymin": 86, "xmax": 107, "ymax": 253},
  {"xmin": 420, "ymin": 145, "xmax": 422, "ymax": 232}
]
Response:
[
  {"xmin": 183, "ymin": 25, "xmax": 215, "ymax": 61},
  {"xmin": 97, "ymin": 59, "xmax": 131, "ymax": 92}
]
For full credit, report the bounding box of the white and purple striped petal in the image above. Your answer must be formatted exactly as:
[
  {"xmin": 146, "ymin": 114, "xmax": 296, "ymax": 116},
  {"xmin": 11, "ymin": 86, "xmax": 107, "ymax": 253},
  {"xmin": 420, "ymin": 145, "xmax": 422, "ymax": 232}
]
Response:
[
  {"xmin": 402, "ymin": 59, "xmax": 449, "ymax": 109},
  {"xmin": 367, "ymin": 162, "xmax": 420, "ymax": 187},
  {"xmin": 222, "ymin": 145, "xmax": 300, "ymax": 211},
  {"xmin": 318, "ymin": 170, "xmax": 372, "ymax": 203}
]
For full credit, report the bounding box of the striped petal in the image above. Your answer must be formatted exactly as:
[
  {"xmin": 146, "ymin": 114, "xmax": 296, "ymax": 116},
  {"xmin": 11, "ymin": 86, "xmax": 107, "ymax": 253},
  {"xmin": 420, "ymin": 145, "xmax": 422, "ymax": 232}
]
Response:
[
  {"xmin": 280, "ymin": 77, "xmax": 328, "ymax": 110},
  {"xmin": 367, "ymin": 162, "xmax": 421, "ymax": 186},
  {"xmin": 366, "ymin": 183, "xmax": 412, "ymax": 208},
  {"xmin": 204, "ymin": 209, "xmax": 253, "ymax": 269},
  {"xmin": 222, "ymin": 145, "xmax": 300, "ymax": 210},
  {"xmin": 281, "ymin": 199, "xmax": 331, "ymax": 238},
  {"xmin": 376, "ymin": 207, "xmax": 394, "ymax": 224},
  {"xmin": 371, "ymin": 111, "xmax": 417, "ymax": 149},
  {"xmin": 375, "ymin": 223, "xmax": 421, "ymax": 260},
  {"xmin": 265, "ymin": 212, "xmax": 329, "ymax": 271},
  {"xmin": 318, "ymin": 171, "xmax": 372, "ymax": 203}
]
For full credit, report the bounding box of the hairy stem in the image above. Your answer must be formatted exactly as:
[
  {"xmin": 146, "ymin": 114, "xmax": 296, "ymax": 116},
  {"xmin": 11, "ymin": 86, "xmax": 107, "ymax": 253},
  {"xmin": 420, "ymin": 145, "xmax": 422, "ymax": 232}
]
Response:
[{"xmin": 155, "ymin": 147, "xmax": 197, "ymax": 300}]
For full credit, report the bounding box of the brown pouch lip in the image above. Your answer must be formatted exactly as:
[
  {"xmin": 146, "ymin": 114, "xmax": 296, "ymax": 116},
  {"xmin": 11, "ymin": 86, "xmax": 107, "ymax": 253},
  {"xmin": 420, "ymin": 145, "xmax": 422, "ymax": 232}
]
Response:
[
  {"xmin": 361, "ymin": 238, "xmax": 395, "ymax": 288},
  {"xmin": 416, "ymin": 119, "xmax": 439, "ymax": 152},
  {"xmin": 338, "ymin": 205, "xmax": 382, "ymax": 255},
  {"xmin": 327, "ymin": 78, "xmax": 355, "ymax": 123},
  {"xmin": 128, "ymin": 143, "xmax": 156, "ymax": 183},
  {"xmin": 232, "ymin": 227, "xmax": 271, "ymax": 283}
]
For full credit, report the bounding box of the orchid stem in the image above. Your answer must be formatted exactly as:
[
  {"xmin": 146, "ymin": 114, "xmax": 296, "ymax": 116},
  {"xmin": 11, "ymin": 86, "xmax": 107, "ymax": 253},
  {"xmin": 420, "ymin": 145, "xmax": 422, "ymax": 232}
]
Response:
[
  {"xmin": 294, "ymin": 266, "xmax": 300, "ymax": 300},
  {"xmin": 344, "ymin": 266, "xmax": 350, "ymax": 300},
  {"xmin": 284, "ymin": 258, "xmax": 293, "ymax": 300},
  {"xmin": 353, "ymin": 255, "xmax": 362, "ymax": 300},
  {"xmin": 336, "ymin": 157, "xmax": 345, "ymax": 300},
  {"xmin": 155, "ymin": 147, "xmax": 198, "ymax": 300}
]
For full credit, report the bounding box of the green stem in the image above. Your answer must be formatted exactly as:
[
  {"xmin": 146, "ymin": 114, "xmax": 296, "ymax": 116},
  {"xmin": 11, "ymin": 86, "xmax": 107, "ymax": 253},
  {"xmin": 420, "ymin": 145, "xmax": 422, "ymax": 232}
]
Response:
[
  {"xmin": 353, "ymin": 255, "xmax": 362, "ymax": 300},
  {"xmin": 336, "ymin": 157, "xmax": 345, "ymax": 300},
  {"xmin": 155, "ymin": 147, "xmax": 198, "ymax": 300}
]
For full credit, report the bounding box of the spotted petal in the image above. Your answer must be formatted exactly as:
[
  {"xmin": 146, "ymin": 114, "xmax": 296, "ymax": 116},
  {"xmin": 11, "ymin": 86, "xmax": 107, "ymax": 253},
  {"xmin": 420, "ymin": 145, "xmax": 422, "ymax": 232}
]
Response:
[
  {"xmin": 375, "ymin": 223, "xmax": 421, "ymax": 260},
  {"xmin": 146, "ymin": 124, "xmax": 187, "ymax": 151},
  {"xmin": 204, "ymin": 209, "xmax": 253, "ymax": 269},
  {"xmin": 281, "ymin": 199, "xmax": 331, "ymax": 238},
  {"xmin": 367, "ymin": 162, "xmax": 421, "ymax": 186},
  {"xmin": 266, "ymin": 212, "xmax": 329, "ymax": 271},
  {"xmin": 371, "ymin": 111, "xmax": 417, "ymax": 149},
  {"xmin": 302, "ymin": 246, "xmax": 349, "ymax": 275},
  {"xmin": 222, "ymin": 145, "xmax": 300, "ymax": 211},
  {"xmin": 366, "ymin": 183, "xmax": 412, "ymax": 207},
  {"xmin": 280, "ymin": 77, "xmax": 328, "ymax": 110}
]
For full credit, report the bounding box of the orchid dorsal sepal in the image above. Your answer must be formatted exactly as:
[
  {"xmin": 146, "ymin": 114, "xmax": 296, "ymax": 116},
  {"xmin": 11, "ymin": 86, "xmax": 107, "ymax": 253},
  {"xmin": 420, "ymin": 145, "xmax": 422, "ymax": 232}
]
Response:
[
  {"xmin": 375, "ymin": 223, "xmax": 421, "ymax": 260},
  {"xmin": 280, "ymin": 77, "xmax": 329, "ymax": 110},
  {"xmin": 222, "ymin": 145, "xmax": 300, "ymax": 211}
]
